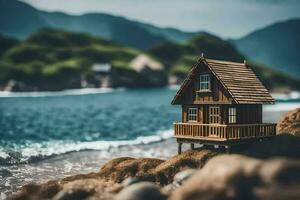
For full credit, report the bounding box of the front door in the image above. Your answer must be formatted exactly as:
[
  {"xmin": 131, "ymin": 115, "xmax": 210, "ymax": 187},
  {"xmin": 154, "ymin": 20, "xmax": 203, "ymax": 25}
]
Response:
[{"xmin": 209, "ymin": 106, "xmax": 220, "ymax": 136}]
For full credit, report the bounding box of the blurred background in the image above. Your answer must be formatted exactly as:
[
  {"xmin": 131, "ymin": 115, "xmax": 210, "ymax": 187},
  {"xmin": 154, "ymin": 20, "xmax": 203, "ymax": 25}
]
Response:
[
  {"xmin": 0, "ymin": 0, "xmax": 300, "ymax": 195},
  {"xmin": 0, "ymin": 0, "xmax": 300, "ymax": 91}
]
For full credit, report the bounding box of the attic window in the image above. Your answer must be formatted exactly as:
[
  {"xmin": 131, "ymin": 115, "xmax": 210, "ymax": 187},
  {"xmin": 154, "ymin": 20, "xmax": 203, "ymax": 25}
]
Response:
[{"xmin": 199, "ymin": 74, "xmax": 210, "ymax": 91}]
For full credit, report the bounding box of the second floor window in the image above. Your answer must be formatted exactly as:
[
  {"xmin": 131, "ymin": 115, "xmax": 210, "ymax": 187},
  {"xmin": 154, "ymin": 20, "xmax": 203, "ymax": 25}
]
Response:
[
  {"xmin": 199, "ymin": 74, "xmax": 210, "ymax": 91},
  {"xmin": 188, "ymin": 107, "xmax": 197, "ymax": 122}
]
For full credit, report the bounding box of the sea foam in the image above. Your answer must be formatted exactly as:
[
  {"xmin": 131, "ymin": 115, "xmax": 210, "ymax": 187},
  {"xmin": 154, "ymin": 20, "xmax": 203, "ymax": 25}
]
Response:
[
  {"xmin": 0, "ymin": 88, "xmax": 125, "ymax": 98},
  {"xmin": 0, "ymin": 129, "xmax": 173, "ymax": 165}
]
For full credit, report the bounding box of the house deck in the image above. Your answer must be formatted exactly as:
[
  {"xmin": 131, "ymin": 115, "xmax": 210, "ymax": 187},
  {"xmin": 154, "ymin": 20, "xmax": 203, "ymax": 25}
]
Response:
[{"xmin": 174, "ymin": 122, "xmax": 276, "ymax": 149}]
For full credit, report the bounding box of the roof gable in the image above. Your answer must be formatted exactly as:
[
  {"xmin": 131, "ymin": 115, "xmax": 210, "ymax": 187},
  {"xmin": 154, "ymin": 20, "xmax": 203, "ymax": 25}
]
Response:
[{"xmin": 171, "ymin": 57, "xmax": 275, "ymax": 105}]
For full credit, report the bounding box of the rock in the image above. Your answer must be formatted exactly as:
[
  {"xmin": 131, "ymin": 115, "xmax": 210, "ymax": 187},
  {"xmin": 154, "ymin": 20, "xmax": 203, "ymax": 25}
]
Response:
[
  {"xmin": 242, "ymin": 134, "xmax": 300, "ymax": 159},
  {"xmin": 97, "ymin": 157, "xmax": 164, "ymax": 183},
  {"xmin": 0, "ymin": 169, "xmax": 13, "ymax": 177},
  {"xmin": 122, "ymin": 177, "xmax": 142, "ymax": 187},
  {"xmin": 53, "ymin": 179, "xmax": 113, "ymax": 200},
  {"xmin": 277, "ymin": 108, "xmax": 300, "ymax": 136},
  {"xmin": 97, "ymin": 149, "xmax": 217, "ymax": 185},
  {"xmin": 53, "ymin": 188, "xmax": 93, "ymax": 200},
  {"xmin": 11, "ymin": 181, "xmax": 62, "ymax": 200},
  {"xmin": 259, "ymin": 159, "xmax": 300, "ymax": 186},
  {"xmin": 114, "ymin": 182, "xmax": 166, "ymax": 200},
  {"xmin": 162, "ymin": 169, "xmax": 196, "ymax": 196},
  {"xmin": 173, "ymin": 169, "xmax": 196, "ymax": 187},
  {"xmin": 170, "ymin": 155, "xmax": 300, "ymax": 200}
]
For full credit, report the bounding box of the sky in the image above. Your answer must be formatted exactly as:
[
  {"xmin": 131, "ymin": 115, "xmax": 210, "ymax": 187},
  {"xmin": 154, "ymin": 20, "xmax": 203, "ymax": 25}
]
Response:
[{"xmin": 21, "ymin": 0, "xmax": 300, "ymax": 38}]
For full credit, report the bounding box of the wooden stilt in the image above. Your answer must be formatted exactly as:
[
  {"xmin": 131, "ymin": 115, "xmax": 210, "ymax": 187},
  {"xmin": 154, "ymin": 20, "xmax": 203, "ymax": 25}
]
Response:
[
  {"xmin": 178, "ymin": 143, "xmax": 182, "ymax": 154},
  {"xmin": 225, "ymin": 145, "xmax": 231, "ymax": 154},
  {"xmin": 191, "ymin": 143, "xmax": 195, "ymax": 150}
]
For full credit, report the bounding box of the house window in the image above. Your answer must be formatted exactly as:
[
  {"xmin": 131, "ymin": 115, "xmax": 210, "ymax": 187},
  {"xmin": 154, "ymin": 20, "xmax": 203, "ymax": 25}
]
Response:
[
  {"xmin": 209, "ymin": 106, "xmax": 220, "ymax": 124},
  {"xmin": 188, "ymin": 107, "xmax": 198, "ymax": 122},
  {"xmin": 199, "ymin": 74, "xmax": 210, "ymax": 91},
  {"xmin": 228, "ymin": 107, "xmax": 237, "ymax": 124}
]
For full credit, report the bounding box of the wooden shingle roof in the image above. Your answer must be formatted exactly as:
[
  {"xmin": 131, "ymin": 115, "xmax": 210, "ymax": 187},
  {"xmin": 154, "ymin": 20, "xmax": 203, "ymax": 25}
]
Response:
[{"xmin": 172, "ymin": 57, "xmax": 275, "ymax": 104}]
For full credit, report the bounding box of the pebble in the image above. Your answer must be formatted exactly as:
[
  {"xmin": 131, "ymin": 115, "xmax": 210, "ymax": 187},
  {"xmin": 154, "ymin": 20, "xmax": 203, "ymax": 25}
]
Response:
[
  {"xmin": 173, "ymin": 169, "xmax": 196, "ymax": 187},
  {"xmin": 121, "ymin": 177, "xmax": 142, "ymax": 187},
  {"xmin": 0, "ymin": 169, "xmax": 13, "ymax": 177},
  {"xmin": 114, "ymin": 182, "xmax": 166, "ymax": 200}
]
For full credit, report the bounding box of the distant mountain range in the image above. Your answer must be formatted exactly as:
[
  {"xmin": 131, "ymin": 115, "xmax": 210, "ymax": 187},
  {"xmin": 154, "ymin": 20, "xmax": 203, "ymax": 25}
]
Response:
[
  {"xmin": 0, "ymin": 0, "xmax": 203, "ymax": 50},
  {"xmin": 231, "ymin": 19, "xmax": 300, "ymax": 77},
  {"xmin": 1, "ymin": 29, "xmax": 299, "ymax": 92},
  {"xmin": 0, "ymin": 0, "xmax": 299, "ymax": 79}
]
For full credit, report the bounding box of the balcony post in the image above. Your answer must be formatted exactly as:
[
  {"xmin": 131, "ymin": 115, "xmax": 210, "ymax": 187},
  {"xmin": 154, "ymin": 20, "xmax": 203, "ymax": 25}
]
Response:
[
  {"xmin": 225, "ymin": 145, "xmax": 231, "ymax": 153},
  {"xmin": 178, "ymin": 142, "xmax": 182, "ymax": 154},
  {"xmin": 191, "ymin": 143, "xmax": 195, "ymax": 150}
]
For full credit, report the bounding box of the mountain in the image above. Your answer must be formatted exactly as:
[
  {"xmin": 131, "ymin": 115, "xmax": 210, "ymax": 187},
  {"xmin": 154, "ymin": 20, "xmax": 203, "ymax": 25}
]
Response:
[
  {"xmin": 0, "ymin": 0, "xmax": 203, "ymax": 50},
  {"xmin": 137, "ymin": 22, "xmax": 207, "ymax": 43},
  {"xmin": 39, "ymin": 12, "xmax": 167, "ymax": 50},
  {"xmin": 231, "ymin": 19, "xmax": 300, "ymax": 77},
  {"xmin": 149, "ymin": 35, "xmax": 300, "ymax": 92},
  {"xmin": 0, "ymin": 29, "xmax": 299, "ymax": 92},
  {"xmin": 0, "ymin": 34, "xmax": 19, "ymax": 56},
  {"xmin": 0, "ymin": 0, "xmax": 49, "ymax": 38},
  {"xmin": 0, "ymin": 29, "xmax": 168, "ymax": 91},
  {"xmin": 149, "ymin": 35, "xmax": 245, "ymax": 71}
]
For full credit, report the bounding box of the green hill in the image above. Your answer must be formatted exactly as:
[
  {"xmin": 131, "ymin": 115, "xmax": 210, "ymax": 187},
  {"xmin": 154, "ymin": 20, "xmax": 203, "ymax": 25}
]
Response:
[
  {"xmin": 0, "ymin": 29, "xmax": 299, "ymax": 92},
  {"xmin": 0, "ymin": 34, "xmax": 19, "ymax": 56},
  {"xmin": 0, "ymin": 29, "xmax": 168, "ymax": 91},
  {"xmin": 149, "ymin": 35, "xmax": 300, "ymax": 92}
]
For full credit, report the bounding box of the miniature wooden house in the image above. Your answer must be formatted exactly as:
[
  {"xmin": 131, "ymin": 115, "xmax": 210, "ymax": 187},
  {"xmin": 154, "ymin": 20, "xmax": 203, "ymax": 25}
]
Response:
[{"xmin": 172, "ymin": 56, "xmax": 276, "ymax": 153}]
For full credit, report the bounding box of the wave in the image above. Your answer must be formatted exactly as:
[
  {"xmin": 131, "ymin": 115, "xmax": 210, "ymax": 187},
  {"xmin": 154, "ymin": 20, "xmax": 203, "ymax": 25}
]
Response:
[
  {"xmin": 264, "ymin": 102, "xmax": 300, "ymax": 112},
  {"xmin": 168, "ymin": 85, "xmax": 180, "ymax": 90},
  {"xmin": 0, "ymin": 129, "xmax": 173, "ymax": 166},
  {"xmin": 271, "ymin": 91, "xmax": 300, "ymax": 101},
  {"xmin": 0, "ymin": 87, "xmax": 126, "ymax": 98}
]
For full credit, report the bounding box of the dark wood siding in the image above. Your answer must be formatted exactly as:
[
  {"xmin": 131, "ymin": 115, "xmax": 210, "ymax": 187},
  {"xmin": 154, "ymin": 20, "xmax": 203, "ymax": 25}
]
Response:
[
  {"xmin": 179, "ymin": 62, "xmax": 232, "ymax": 105},
  {"xmin": 182, "ymin": 104, "xmax": 262, "ymax": 125},
  {"xmin": 179, "ymin": 62, "xmax": 264, "ymax": 126},
  {"xmin": 235, "ymin": 104, "xmax": 262, "ymax": 124}
]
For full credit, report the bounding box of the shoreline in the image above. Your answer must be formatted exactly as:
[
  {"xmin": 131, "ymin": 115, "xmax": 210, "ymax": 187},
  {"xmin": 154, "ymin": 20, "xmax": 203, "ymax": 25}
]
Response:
[
  {"xmin": 0, "ymin": 86, "xmax": 299, "ymax": 99},
  {"xmin": 8, "ymin": 133, "xmax": 300, "ymax": 200},
  {"xmin": 0, "ymin": 90, "xmax": 299, "ymax": 197},
  {"xmin": 1, "ymin": 106, "xmax": 300, "ymax": 196},
  {"xmin": 0, "ymin": 137, "xmax": 178, "ymax": 195}
]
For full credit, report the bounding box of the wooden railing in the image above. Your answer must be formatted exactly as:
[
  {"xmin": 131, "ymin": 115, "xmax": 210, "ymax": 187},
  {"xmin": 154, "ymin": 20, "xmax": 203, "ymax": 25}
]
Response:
[{"xmin": 174, "ymin": 122, "xmax": 276, "ymax": 141}]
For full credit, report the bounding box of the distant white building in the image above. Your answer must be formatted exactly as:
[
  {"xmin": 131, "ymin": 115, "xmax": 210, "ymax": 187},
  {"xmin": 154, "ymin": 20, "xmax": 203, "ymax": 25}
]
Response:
[
  {"xmin": 129, "ymin": 54, "xmax": 163, "ymax": 72},
  {"xmin": 92, "ymin": 63, "xmax": 111, "ymax": 73}
]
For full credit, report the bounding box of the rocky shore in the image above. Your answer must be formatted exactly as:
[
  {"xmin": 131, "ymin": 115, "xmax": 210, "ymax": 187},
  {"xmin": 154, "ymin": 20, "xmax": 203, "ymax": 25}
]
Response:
[{"xmin": 9, "ymin": 108, "xmax": 300, "ymax": 200}]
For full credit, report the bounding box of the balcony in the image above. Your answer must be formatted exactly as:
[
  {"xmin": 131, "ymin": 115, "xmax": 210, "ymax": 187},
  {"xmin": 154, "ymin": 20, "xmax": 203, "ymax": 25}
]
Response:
[{"xmin": 174, "ymin": 122, "xmax": 276, "ymax": 142}]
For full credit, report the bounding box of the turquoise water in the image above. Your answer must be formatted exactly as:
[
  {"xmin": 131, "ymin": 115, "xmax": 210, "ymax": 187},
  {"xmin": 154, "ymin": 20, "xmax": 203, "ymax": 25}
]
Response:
[
  {"xmin": 0, "ymin": 87, "xmax": 299, "ymax": 195},
  {"xmin": 0, "ymin": 87, "xmax": 299, "ymax": 166},
  {"xmin": 0, "ymin": 88, "xmax": 180, "ymax": 165}
]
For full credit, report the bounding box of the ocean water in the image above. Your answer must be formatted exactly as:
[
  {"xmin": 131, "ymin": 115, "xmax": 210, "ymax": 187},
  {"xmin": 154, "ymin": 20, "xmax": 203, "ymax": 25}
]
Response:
[
  {"xmin": 0, "ymin": 87, "xmax": 181, "ymax": 165},
  {"xmin": 0, "ymin": 87, "xmax": 299, "ymax": 196}
]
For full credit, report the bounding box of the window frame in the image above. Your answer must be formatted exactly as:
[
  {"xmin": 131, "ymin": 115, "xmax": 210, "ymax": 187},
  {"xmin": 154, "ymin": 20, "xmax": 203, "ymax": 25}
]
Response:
[
  {"xmin": 228, "ymin": 107, "xmax": 237, "ymax": 124},
  {"xmin": 187, "ymin": 107, "xmax": 198, "ymax": 122},
  {"xmin": 209, "ymin": 106, "xmax": 220, "ymax": 124},
  {"xmin": 199, "ymin": 74, "xmax": 211, "ymax": 92}
]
